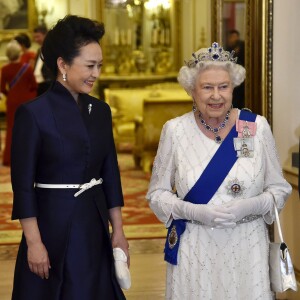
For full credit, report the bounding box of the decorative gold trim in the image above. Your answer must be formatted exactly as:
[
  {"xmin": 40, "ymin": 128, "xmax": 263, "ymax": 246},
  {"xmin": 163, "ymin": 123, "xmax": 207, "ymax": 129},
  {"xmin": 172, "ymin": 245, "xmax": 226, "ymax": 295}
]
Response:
[
  {"xmin": 211, "ymin": 0, "xmax": 273, "ymax": 125},
  {"xmin": 0, "ymin": 0, "xmax": 38, "ymax": 41},
  {"xmin": 211, "ymin": 0, "xmax": 222, "ymax": 43},
  {"xmin": 247, "ymin": 0, "xmax": 263, "ymax": 116},
  {"xmin": 171, "ymin": 0, "xmax": 181, "ymax": 70},
  {"xmin": 264, "ymin": 0, "xmax": 273, "ymax": 126},
  {"xmin": 244, "ymin": 0, "xmax": 251, "ymax": 110}
]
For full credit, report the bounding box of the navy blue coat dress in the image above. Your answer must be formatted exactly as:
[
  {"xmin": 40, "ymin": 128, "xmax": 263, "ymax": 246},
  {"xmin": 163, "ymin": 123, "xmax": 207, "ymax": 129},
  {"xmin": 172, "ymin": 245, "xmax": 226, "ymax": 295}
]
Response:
[{"xmin": 11, "ymin": 81, "xmax": 126, "ymax": 300}]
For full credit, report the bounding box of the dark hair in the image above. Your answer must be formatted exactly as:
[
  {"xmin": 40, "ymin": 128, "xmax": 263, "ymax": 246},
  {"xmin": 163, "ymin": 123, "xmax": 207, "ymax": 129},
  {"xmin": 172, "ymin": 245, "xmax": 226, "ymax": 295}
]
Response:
[
  {"xmin": 33, "ymin": 25, "xmax": 48, "ymax": 35},
  {"xmin": 227, "ymin": 29, "xmax": 240, "ymax": 36},
  {"xmin": 41, "ymin": 15, "xmax": 105, "ymax": 77},
  {"xmin": 14, "ymin": 33, "xmax": 32, "ymax": 49}
]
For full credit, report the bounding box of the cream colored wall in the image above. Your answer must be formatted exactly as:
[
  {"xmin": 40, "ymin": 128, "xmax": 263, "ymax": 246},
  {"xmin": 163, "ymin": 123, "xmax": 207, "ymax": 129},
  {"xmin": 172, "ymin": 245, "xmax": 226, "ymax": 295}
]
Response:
[
  {"xmin": 37, "ymin": 0, "xmax": 68, "ymax": 28},
  {"xmin": 275, "ymin": 179, "xmax": 300, "ymax": 299},
  {"xmin": 37, "ymin": 0, "xmax": 96, "ymax": 28},
  {"xmin": 273, "ymin": 0, "xmax": 300, "ymax": 167},
  {"xmin": 180, "ymin": 0, "xmax": 211, "ymax": 63},
  {"xmin": 67, "ymin": 0, "xmax": 97, "ymax": 19},
  {"xmin": 273, "ymin": 0, "xmax": 300, "ymax": 297}
]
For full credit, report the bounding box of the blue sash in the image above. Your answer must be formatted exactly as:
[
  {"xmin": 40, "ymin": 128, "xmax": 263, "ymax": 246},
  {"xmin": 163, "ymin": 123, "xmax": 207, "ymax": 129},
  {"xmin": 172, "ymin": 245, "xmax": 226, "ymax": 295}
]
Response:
[
  {"xmin": 9, "ymin": 63, "xmax": 29, "ymax": 89},
  {"xmin": 164, "ymin": 110, "xmax": 257, "ymax": 265}
]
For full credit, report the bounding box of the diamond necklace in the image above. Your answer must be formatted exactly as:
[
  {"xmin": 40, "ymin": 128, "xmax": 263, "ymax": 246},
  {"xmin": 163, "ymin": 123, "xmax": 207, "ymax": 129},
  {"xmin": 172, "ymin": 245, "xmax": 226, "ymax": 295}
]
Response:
[{"xmin": 198, "ymin": 110, "xmax": 231, "ymax": 144}]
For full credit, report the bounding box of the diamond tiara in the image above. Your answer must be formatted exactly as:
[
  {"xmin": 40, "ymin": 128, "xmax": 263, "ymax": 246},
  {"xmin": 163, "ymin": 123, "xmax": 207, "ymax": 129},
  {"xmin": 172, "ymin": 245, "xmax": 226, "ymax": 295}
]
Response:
[{"xmin": 184, "ymin": 42, "xmax": 238, "ymax": 68}]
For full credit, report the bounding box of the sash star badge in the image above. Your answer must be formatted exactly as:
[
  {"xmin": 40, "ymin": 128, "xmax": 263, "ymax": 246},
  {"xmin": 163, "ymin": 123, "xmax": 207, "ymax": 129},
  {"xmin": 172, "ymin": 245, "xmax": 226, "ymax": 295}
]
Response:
[{"xmin": 227, "ymin": 178, "xmax": 245, "ymax": 197}]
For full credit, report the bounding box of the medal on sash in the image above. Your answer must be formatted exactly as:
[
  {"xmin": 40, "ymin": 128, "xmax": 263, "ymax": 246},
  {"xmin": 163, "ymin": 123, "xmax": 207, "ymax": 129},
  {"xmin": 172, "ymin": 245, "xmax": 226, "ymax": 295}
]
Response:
[
  {"xmin": 234, "ymin": 120, "xmax": 256, "ymax": 158},
  {"xmin": 164, "ymin": 110, "xmax": 257, "ymax": 265},
  {"xmin": 168, "ymin": 225, "xmax": 178, "ymax": 249},
  {"xmin": 234, "ymin": 137, "xmax": 254, "ymax": 157}
]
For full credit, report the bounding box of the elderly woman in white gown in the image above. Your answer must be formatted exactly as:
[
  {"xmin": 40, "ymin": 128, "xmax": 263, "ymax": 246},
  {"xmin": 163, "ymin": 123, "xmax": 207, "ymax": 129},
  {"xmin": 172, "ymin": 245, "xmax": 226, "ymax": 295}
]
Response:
[{"xmin": 146, "ymin": 42, "xmax": 292, "ymax": 300}]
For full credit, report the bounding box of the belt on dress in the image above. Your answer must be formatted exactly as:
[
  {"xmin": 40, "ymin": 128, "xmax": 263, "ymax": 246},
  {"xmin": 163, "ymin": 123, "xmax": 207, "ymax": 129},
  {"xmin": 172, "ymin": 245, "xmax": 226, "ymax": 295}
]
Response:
[
  {"xmin": 35, "ymin": 178, "xmax": 103, "ymax": 197},
  {"xmin": 188, "ymin": 214, "xmax": 261, "ymax": 226}
]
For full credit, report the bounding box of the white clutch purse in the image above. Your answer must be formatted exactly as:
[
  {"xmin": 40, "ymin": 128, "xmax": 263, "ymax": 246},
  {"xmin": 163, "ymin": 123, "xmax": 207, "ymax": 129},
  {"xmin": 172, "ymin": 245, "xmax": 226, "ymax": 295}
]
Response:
[{"xmin": 113, "ymin": 247, "xmax": 131, "ymax": 290}]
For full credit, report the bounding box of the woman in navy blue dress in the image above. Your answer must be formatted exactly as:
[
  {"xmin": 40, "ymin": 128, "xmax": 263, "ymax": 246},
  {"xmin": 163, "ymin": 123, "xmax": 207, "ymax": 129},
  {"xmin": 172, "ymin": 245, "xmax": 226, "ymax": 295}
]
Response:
[{"xmin": 11, "ymin": 15, "xmax": 128, "ymax": 299}]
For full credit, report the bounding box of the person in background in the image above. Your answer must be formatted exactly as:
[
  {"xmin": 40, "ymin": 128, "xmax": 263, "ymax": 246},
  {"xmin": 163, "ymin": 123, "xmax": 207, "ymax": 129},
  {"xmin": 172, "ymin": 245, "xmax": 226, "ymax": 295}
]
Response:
[
  {"xmin": 226, "ymin": 29, "xmax": 245, "ymax": 108},
  {"xmin": 10, "ymin": 15, "xmax": 128, "ymax": 299},
  {"xmin": 14, "ymin": 33, "xmax": 36, "ymax": 68},
  {"xmin": 226, "ymin": 29, "xmax": 245, "ymax": 66},
  {"xmin": 0, "ymin": 40, "xmax": 37, "ymax": 166},
  {"xmin": 32, "ymin": 25, "xmax": 52, "ymax": 95},
  {"xmin": 146, "ymin": 42, "xmax": 291, "ymax": 299}
]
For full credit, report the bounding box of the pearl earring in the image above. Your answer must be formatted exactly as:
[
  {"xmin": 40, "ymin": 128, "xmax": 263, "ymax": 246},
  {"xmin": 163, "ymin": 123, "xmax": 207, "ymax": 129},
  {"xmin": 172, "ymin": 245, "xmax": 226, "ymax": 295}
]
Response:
[{"xmin": 62, "ymin": 73, "xmax": 67, "ymax": 81}]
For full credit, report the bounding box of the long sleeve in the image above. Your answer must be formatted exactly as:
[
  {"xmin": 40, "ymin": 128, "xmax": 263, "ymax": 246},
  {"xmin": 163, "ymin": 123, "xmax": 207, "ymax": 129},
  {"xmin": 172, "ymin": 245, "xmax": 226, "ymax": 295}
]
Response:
[
  {"xmin": 100, "ymin": 104, "xmax": 124, "ymax": 209},
  {"xmin": 146, "ymin": 121, "xmax": 182, "ymax": 227},
  {"xmin": 259, "ymin": 116, "xmax": 292, "ymax": 223},
  {"xmin": 11, "ymin": 105, "xmax": 41, "ymax": 219}
]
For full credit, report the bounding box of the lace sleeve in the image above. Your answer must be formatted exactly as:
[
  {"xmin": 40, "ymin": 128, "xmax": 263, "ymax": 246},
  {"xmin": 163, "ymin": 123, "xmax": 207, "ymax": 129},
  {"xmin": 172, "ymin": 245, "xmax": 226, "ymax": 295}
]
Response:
[
  {"xmin": 146, "ymin": 120, "xmax": 182, "ymax": 227},
  {"xmin": 260, "ymin": 116, "xmax": 292, "ymax": 224}
]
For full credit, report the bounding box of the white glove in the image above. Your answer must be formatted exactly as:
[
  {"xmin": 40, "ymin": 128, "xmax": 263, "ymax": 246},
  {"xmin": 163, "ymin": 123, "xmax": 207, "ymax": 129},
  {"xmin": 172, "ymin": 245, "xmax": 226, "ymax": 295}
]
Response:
[
  {"xmin": 172, "ymin": 200, "xmax": 236, "ymax": 228},
  {"xmin": 224, "ymin": 193, "xmax": 273, "ymax": 222},
  {"xmin": 113, "ymin": 248, "xmax": 131, "ymax": 290}
]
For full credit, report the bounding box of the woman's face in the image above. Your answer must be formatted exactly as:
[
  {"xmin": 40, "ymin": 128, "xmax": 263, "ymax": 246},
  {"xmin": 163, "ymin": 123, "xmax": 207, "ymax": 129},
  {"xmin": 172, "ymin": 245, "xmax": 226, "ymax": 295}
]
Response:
[
  {"xmin": 192, "ymin": 67, "xmax": 233, "ymax": 120},
  {"xmin": 62, "ymin": 42, "xmax": 103, "ymax": 96}
]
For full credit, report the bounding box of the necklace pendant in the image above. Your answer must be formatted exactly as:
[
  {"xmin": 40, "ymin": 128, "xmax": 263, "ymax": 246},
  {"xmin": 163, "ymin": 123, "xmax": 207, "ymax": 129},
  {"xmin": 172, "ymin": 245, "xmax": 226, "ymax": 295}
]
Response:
[
  {"xmin": 215, "ymin": 135, "xmax": 222, "ymax": 143},
  {"xmin": 198, "ymin": 109, "xmax": 231, "ymax": 144}
]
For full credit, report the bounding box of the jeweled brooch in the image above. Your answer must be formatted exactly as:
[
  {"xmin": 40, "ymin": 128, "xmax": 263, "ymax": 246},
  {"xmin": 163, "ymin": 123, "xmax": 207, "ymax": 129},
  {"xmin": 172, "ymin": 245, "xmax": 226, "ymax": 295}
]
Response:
[
  {"xmin": 168, "ymin": 225, "xmax": 178, "ymax": 249},
  {"xmin": 227, "ymin": 178, "xmax": 245, "ymax": 197}
]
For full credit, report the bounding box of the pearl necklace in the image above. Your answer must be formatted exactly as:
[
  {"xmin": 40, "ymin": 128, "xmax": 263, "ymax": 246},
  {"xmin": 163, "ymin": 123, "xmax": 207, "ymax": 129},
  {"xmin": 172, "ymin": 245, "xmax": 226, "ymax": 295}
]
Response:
[{"xmin": 198, "ymin": 110, "xmax": 231, "ymax": 144}]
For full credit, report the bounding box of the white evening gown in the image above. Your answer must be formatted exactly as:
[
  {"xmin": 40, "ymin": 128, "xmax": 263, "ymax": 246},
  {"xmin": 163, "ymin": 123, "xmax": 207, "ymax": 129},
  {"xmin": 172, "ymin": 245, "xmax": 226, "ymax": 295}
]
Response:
[{"xmin": 146, "ymin": 111, "xmax": 291, "ymax": 300}]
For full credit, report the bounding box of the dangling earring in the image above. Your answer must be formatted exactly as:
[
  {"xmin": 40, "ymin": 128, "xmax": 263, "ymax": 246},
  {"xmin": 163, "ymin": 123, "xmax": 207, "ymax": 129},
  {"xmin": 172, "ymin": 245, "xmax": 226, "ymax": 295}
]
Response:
[
  {"xmin": 192, "ymin": 100, "xmax": 197, "ymax": 112},
  {"xmin": 62, "ymin": 73, "xmax": 67, "ymax": 82}
]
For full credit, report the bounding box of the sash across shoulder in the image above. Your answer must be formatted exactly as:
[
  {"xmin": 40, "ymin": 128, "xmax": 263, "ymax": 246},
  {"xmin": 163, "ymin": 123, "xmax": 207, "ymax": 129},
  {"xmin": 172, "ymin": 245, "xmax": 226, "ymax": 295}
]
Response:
[{"xmin": 164, "ymin": 110, "xmax": 257, "ymax": 265}]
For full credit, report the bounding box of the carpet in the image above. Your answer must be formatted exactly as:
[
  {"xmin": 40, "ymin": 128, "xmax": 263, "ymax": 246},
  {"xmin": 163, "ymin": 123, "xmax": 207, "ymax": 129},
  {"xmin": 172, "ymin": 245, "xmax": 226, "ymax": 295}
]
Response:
[{"xmin": 0, "ymin": 152, "xmax": 166, "ymax": 244}]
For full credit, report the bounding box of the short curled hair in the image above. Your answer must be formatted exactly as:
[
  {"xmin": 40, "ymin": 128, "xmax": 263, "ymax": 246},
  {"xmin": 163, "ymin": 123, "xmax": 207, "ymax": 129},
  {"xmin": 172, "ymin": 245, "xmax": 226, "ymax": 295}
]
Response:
[
  {"xmin": 6, "ymin": 40, "xmax": 22, "ymax": 62},
  {"xmin": 178, "ymin": 60, "xmax": 246, "ymax": 95},
  {"xmin": 41, "ymin": 15, "xmax": 105, "ymax": 77}
]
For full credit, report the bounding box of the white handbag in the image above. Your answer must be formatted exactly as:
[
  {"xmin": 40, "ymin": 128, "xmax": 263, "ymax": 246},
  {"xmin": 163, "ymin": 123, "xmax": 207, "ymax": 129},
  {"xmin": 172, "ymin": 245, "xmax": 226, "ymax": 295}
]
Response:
[
  {"xmin": 269, "ymin": 205, "xmax": 297, "ymax": 292},
  {"xmin": 113, "ymin": 247, "xmax": 131, "ymax": 290}
]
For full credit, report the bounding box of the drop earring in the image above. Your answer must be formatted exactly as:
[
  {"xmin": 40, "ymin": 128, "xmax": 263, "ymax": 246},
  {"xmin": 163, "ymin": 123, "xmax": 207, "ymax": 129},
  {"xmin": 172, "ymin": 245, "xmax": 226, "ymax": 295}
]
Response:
[
  {"xmin": 62, "ymin": 73, "xmax": 67, "ymax": 81},
  {"xmin": 192, "ymin": 100, "xmax": 197, "ymax": 112}
]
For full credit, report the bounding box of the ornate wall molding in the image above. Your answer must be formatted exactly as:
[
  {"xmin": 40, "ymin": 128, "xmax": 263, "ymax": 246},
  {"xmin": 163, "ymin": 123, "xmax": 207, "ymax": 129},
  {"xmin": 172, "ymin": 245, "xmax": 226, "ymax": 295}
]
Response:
[{"xmin": 211, "ymin": 0, "xmax": 273, "ymax": 125}]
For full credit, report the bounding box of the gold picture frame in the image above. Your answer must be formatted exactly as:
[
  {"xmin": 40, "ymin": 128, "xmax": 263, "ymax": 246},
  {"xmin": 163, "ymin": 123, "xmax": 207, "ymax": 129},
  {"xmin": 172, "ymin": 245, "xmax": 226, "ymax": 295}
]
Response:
[
  {"xmin": 211, "ymin": 0, "xmax": 273, "ymax": 126},
  {"xmin": 0, "ymin": 0, "xmax": 38, "ymax": 41}
]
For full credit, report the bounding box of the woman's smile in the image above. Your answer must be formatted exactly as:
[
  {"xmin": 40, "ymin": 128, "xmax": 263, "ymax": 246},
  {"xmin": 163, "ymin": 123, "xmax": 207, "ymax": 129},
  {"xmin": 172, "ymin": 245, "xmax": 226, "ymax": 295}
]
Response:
[
  {"xmin": 192, "ymin": 67, "xmax": 233, "ymax": 121},
  {"xmin": 208, "ymin": 103, "xmax": 224, "ymax": 109},
  {"xmin": 84, "ymin": 80, "xmax": 95, "ymax": 88}
]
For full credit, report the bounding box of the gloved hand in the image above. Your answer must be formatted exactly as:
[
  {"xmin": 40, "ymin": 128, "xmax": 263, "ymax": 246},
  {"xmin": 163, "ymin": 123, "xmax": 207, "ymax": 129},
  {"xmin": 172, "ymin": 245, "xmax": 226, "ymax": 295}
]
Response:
[
  {"xmin": 224, "ymin": 193, "xmax": 273, "ymax": 222},
  {"xmin": 172, "ymin": 201, "xmax": 236, "ymax": 228}
]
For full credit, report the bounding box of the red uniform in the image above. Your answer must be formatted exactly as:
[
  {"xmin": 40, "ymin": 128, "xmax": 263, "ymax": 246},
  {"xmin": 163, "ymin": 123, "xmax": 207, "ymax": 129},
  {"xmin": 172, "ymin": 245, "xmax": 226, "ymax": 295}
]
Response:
[{"xmin": 0, "ymin": 62, "xmax": 37, "ymax": 165}]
